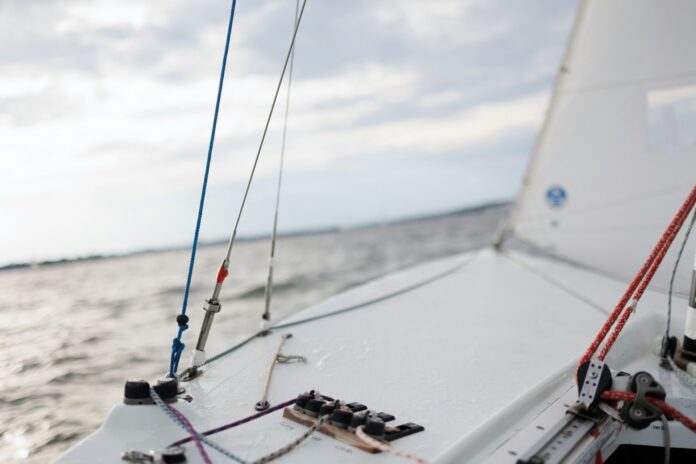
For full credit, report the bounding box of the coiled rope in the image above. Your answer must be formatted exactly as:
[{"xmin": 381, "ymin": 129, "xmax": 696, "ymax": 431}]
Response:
[{"xmin": 169, "ymin": 0, "xmax": 239, "ymax": 378}]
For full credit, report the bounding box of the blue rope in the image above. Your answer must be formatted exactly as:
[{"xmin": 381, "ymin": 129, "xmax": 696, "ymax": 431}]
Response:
[{"xmin": 169, "ymin": 0, "xmax": 239, "ymax": 378}]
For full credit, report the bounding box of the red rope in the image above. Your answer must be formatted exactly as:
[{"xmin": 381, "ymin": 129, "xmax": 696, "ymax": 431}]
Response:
[
  {"xmin": 579, "ymin": 186, "xmax": 696, "ymax": 366},
  {"xmin": 597, "ymin": 198, "xmax": 692, "ymax": 359},
  {"xmin": 600, "ymin": 391, "xmax": 696, "ymax": 433}
]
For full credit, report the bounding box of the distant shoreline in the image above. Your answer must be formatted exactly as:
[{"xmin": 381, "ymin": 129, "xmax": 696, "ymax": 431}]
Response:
[{"xmin": 0, "ymin": 200, "xmax": 510, "ymax": 272}]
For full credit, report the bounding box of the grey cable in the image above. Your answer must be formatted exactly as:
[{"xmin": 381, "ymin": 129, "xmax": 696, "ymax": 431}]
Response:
[
  {"xmin": 262, "ymin": 0, "xmax": 300, "ymax": 325},
  {"xmin": 661, "ymin": 414, "xmax": 670, "ymax": 464},
  {"xmin": 251, "ymin": 415, "xmax": 327, "ymax": 464},
  {"xmin": 187, "ymin": 256, "xmax": 469, "ymax": 374},
  {"xmin": 666, "ymin": 208, "xmax": 696, "ymax": 338},
  {"xmin": 222, "ymin": 0, "xmax": 308, "ymax": 266},
  {"xmin": 150, "ymin": 388, "xmax": 247, "ymax": 463}
]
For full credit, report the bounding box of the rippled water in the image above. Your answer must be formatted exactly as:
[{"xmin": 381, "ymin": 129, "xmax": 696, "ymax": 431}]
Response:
[{"xmin": 0, "ymin": 205, "xmax": 506, "ymax": 463}]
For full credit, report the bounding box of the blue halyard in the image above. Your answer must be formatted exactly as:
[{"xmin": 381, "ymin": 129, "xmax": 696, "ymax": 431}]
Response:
[{"xmin": 169, "ymin": 0, "xmax": 239, "ymax": 378}]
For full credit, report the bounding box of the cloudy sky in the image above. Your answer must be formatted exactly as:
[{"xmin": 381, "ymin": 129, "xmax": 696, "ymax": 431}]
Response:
[{"xmin": 0, "ymin": 0, "xmax": 577, "ymax": 264}]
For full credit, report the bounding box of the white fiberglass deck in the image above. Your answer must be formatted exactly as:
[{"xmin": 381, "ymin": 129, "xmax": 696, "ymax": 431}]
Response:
[{"xmin": 57, "ymin": 247, "xmax": 692, "ymax": 463}]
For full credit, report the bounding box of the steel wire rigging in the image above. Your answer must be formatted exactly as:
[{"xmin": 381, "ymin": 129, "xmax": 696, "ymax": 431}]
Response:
[
  {"xmin": 188, "ymin": 0, "xmax": 310, "ymax": 376},
  {"xmin": 169, "ymin": 0, "xmax": 239, "ymax": 378},
  {"xmin": 261, "ymin": 0, "xmax": 300, "ymax": 332}
]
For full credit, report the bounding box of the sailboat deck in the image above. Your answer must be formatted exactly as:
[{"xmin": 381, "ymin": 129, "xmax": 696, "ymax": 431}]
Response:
[{"xmin": 57, "ymin": 247, "xmax": 694, "ymax": 463}]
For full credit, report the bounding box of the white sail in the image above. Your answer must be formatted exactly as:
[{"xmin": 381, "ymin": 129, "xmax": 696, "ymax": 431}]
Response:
[{"xmin": 507, "ymin": 0, "xmax": 696, "ymax": 294}]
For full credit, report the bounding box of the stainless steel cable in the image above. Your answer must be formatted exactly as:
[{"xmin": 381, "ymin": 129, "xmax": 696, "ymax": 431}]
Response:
[
  {"xmin": 222, "ymin": 0, "xmax": 308, "ymax": 270},
  {"xmin": 262, "ymin": 0, "xmax": 300, "ymax": 328},
  {"xmin": 191, "ymin": 0, "xmax": 310, "ymax": 366}
]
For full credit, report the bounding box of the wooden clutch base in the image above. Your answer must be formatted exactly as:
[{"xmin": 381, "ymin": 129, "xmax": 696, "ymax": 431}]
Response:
[{"xmin": 282, "ymin": 407, "xmax": 382, "ymax": 453}]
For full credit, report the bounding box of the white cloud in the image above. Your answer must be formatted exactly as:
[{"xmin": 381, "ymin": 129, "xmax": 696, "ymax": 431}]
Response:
[
  {"xmin": 0, "ymin": 0, "xmax": 575, "ymax": 262},
  {"xmin": 283, "ymin": 92, "xmax": 548, "ymax": 171},
  {"xmin": 372, "ymin": 0, "xmax": 508, "ymax": 44},
  {"xmin": 55, "ymin": 0, "xmax": 155, "ymax": 33}
]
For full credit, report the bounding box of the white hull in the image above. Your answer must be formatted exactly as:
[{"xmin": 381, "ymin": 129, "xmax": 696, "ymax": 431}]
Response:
[{"xmin": 56, "ymin": 247, "xmax": 695, "ymax": 462}]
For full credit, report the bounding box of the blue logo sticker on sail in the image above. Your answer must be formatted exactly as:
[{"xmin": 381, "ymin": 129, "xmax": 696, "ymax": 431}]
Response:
[{"xmin": 546, "ymin": 185, "xmax": 567, "ymax": 208}]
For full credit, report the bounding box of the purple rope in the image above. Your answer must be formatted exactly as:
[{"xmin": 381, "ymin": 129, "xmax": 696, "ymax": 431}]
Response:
[
  {"xmin": 170, "ymin": 397, "xmax": 299, "ymax": 447},
  {"xmin": 170, "ymin": 407, "xmax": 213, "ymax": 464},
  {"xmin": 152, "ymin": 392, "xmax": 213, "ymax": 464}
]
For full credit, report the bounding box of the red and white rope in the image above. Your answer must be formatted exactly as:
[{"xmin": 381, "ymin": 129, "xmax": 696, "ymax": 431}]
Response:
[
  {"xmin": 579, "ymin": 186, "xmax": 696, "ymax": 366},
  {"xmin": 355, "ymin": 426, "xmax": 428, "ymax": 464}
]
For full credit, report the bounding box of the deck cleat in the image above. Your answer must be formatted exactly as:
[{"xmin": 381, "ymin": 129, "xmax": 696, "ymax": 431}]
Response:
[
  {"xmin": 160, "ymin": 446, "xmax": 186, "ymax": 463},
  {"xmin": 123, "ymin": 380, "xmax": 151, "ymax": 405},
  {"xmin": 121, "ymin": 450, "xmax": 153, "ymax": 463},
  {"xmin": 304, "ymin": 398, "xmax": 327, "ymax": 417},
  {"xmin": 619, "ymin": 371, "xmax": 666, "ymax": 430}
]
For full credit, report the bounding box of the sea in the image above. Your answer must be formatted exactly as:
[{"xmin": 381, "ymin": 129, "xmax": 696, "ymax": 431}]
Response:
[{"xmin": 0, "ymin": 204, "xmax": 507, "ymax": 463}]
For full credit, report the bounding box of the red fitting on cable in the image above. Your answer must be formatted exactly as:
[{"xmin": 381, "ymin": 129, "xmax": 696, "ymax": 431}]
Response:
[{"xmin": 216, "ymin": 266, "xmax": 229, "ymax": 284}]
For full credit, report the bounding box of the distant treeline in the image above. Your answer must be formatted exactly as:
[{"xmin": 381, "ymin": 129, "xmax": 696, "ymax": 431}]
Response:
[
  {"xmin": 0, "ymin": 254, "xmax": 110, "ymax": 271},
  {"xmin": 0, "ymin": 200, "xmax": 510, "ymax": 272}
]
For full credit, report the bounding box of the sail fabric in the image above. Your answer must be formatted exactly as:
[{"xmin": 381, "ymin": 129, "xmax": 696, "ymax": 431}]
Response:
[{"xmin": 508, "ymin": 0, "xmax": 696, "ymax": 294}]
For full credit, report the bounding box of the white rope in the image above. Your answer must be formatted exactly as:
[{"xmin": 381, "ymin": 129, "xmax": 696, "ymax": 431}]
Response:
[
  {"xmin": 256, "ymin": 334, "xmax": 305, "ymax": 410},
  {"xmin": 667, "ymin": 356, "xmax": 696, "ymax": 390},
  {"xmin": 355, "ymin": 426, "xmax": 428, "ymax": 464}
]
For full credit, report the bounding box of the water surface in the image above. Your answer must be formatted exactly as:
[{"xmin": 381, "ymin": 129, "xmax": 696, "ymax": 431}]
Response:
[{"xmin": 0, "ymin": 205, "xmax": 506, "ymax": 463}]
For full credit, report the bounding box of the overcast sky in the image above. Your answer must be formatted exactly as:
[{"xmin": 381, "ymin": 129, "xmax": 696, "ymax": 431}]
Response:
[{"xmin": 0, "ymin": 0, "xmax": 578, "ymax": 264}]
